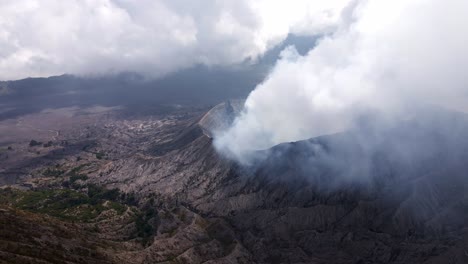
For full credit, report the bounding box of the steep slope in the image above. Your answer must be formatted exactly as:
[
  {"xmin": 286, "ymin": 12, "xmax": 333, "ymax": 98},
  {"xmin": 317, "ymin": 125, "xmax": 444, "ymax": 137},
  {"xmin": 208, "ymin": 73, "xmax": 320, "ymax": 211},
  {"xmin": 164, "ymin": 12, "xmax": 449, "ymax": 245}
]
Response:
[
  {"xmin": 90, "ymin": 104, "xmax": 468, "ymax": 263},
  {"xmin": 199, "ymin": 100, "xmax": 244, "ymax": 138},
  {"xmin": 0, "ymin": 206, "xmax": 121, "ymax": 264}
]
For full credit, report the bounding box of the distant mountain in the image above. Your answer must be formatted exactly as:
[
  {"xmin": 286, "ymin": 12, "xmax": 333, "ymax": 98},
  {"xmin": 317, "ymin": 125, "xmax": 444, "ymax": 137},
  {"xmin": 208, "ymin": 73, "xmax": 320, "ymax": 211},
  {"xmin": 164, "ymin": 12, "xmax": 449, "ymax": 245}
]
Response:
[
  {"xmin": 0, "ymin": 68, "xmax": 259, "ymax": 121},
  {"xmin": 0, "ymin": 34, "xmax": 317, "ymax": 122}
]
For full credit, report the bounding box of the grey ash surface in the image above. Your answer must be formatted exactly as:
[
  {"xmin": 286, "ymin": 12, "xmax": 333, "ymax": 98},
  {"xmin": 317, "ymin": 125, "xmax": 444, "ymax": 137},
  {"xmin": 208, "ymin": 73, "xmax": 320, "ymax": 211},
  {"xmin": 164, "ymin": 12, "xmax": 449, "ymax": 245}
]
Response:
[{"xmin": 1, "ymin": 102, "xmax": 468, "ymax": 263}]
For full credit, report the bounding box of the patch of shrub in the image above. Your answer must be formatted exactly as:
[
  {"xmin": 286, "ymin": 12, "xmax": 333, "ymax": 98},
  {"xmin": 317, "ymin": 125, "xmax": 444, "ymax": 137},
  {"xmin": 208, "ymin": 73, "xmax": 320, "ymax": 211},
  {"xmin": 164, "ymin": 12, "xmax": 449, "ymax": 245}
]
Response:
[
  {"xmin": 87, "ymin": 184, "xmax": 120, "ymax": 204},
  {"xmin": 29, "ymin": 140, "xmax": 42, "ymax": 147},
  {"xmin": 70, "ymin": 174, "xmax": 88, "ymax": 183},
  {"xmin": 43, "ymin": 168, "xmax": 65, "ymax": 177},
  {"xmin": 135, "ymin": 212, "xmax": 154, "ymax": 245},
  {"xmin": 0, "ymin": 188, "xmax": 128, "ymax": 222},
  {"xmin": 67, "ymin": 165, "xmax": 89, "ymax": 184},
  {"xmin": 43, "ymin": 141, "xmax": 53, "ymax": 147},
  {"xmin": 95, "ymin": 151, "xmax": 105, "ymax": 160},
  {"xmin": 121, "ymin": 192, "xmax": 138, "ymax": 206}
]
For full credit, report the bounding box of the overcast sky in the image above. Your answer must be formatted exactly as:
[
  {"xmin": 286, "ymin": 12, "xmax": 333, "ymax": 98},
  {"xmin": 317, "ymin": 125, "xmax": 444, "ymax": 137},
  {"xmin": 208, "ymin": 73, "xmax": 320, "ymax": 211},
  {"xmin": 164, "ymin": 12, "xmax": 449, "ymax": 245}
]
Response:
[{"xmin": 0, "ymin": 0, "xmax": 350, "ymax": 80}]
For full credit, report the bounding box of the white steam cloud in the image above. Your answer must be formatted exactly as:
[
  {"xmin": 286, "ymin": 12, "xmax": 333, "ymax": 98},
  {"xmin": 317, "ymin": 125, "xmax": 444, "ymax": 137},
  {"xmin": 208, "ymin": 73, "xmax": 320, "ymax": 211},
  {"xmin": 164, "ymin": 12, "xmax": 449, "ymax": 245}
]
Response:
[
  {"xmin": 0, "ymin": 0, "xmax": 349, "ymax": 80},
  {"xmin": 215, "ymin": 0, "xmax": 468, "ymax": 162}
]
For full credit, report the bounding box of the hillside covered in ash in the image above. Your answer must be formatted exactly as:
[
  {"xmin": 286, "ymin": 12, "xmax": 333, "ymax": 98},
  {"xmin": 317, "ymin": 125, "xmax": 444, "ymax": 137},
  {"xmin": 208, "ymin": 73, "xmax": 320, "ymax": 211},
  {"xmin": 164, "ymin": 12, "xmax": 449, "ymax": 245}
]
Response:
[{"xmin": 2, "ymin": 102, "xmax": 468, "ymax": 264}]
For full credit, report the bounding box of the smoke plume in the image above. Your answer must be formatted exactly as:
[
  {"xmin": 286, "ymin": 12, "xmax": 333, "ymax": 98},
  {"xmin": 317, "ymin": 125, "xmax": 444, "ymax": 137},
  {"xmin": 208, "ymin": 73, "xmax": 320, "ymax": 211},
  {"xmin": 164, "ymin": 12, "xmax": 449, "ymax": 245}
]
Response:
[{"xmin": 215, "ymin": 0, "xmax": 468, "ymax": 163}]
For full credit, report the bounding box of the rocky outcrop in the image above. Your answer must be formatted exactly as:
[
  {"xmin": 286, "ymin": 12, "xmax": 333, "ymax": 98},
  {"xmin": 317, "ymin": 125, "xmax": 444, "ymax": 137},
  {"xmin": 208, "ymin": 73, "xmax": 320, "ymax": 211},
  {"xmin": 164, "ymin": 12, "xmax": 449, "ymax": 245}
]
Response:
[{"xmin": 199, "ymin": 100, "xmax": 244, "ymax": 138}]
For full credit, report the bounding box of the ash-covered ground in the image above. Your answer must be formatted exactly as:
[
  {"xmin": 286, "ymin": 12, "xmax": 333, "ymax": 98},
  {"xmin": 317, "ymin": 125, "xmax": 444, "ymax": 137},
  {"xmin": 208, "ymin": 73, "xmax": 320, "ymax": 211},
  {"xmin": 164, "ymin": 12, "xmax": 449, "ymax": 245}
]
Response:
[{"xmin": 1, "ymin": 99, "xmax": 468, "ymax": 264}]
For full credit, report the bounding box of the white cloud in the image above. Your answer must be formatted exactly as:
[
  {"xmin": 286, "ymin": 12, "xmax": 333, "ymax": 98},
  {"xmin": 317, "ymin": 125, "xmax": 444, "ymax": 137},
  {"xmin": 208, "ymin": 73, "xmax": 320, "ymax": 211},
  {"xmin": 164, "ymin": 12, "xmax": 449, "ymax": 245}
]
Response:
[
  {"xmin": 215, "ymin": 0, "xmax": 468, "ymax": 162},
  {"xmin": 0, "ymin": 0, "xmax": 350, "ymax": 80}
]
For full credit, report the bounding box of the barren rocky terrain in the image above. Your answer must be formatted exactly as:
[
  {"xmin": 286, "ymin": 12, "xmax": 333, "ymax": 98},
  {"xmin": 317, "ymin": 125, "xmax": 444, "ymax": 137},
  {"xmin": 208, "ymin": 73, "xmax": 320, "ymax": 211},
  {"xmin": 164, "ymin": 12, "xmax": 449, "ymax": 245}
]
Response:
[{"xmin": 1, "ymin": 102, "xmax": 468, "ymax": 264}]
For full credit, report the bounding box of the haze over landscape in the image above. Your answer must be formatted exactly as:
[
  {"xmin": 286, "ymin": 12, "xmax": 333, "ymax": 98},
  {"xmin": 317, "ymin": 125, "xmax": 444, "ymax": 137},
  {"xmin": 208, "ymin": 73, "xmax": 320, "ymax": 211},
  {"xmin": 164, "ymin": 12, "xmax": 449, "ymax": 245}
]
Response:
[{"xmin": 1, "ymin": 1, "xmax": 468, "ymax": 263}]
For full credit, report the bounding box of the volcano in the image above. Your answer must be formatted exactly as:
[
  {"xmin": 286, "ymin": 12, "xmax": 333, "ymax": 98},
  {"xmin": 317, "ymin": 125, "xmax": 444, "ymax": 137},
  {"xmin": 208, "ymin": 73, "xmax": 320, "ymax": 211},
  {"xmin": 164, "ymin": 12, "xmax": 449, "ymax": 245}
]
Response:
[
  {"xmin": 89, "ymin": 103, "xmax": 468, "ymax": 263},
  {"xmin": 2, "ymin": 102, "xmax": 468, "ymax": 263}
]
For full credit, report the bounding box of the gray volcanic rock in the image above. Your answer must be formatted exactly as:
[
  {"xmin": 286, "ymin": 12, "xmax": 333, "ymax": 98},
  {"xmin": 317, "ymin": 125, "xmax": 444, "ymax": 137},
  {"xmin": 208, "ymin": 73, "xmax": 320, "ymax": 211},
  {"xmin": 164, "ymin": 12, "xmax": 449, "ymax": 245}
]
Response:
[
  {"xmin": 92, "ymin": 104, "xmax": 468, "ymax": 264},
  {"xmin": 199, "ymin": 100, "xmax": 244, "ymax": 138}
]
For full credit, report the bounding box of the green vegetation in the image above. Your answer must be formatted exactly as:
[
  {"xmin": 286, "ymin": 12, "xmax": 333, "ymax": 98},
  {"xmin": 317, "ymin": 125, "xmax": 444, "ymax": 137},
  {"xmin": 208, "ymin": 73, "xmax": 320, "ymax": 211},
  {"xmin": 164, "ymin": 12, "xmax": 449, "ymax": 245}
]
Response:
[
  {"xmin": 43, "ymin": 141, "xmax": 53, "ymax": 147},
  {"xmin": 134, "ymin": 204, "xmax": 156, "ymax": 245},
  {"xmin": 79, "ymin": 142, "xmax": 106, "ymax": 159},
  {"xmin": 68, "ymin": 164, "xmax": 88, "ymax": 174},
  {"xmin": 87, "ymin": 184, "xmax": 120, "ymax": 204},
  {"xmin": 29, "ymin": 140, "xmax": 43, "ymax": 147},
  {"xmin": 0, "ymin": 177, "xmax": 157, "ymax": 243},
  {"xmin": 0, "ymin": 187, "xmax": 127, "ymax": 222},
  {"xmin": 120, "ymin": 192, "xmax": 138, "ymax": 206},
  {"xmin": 68, "ymin": 164, "xmax": 89, "ymax": 184},
  {"xmin": 70, "ymin": 174, "xmax": 88, "ymax": 183},
  {"xmin": 95, "ymin": 151, "xmax": 106, "ymax": 160},
  {"xmin": 81, "ymin": 141, "xmax": 96, "ymax": 151},
  {"xmin": 43, "ymin": 167, "xmax": 65, "ymax": 177}
]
